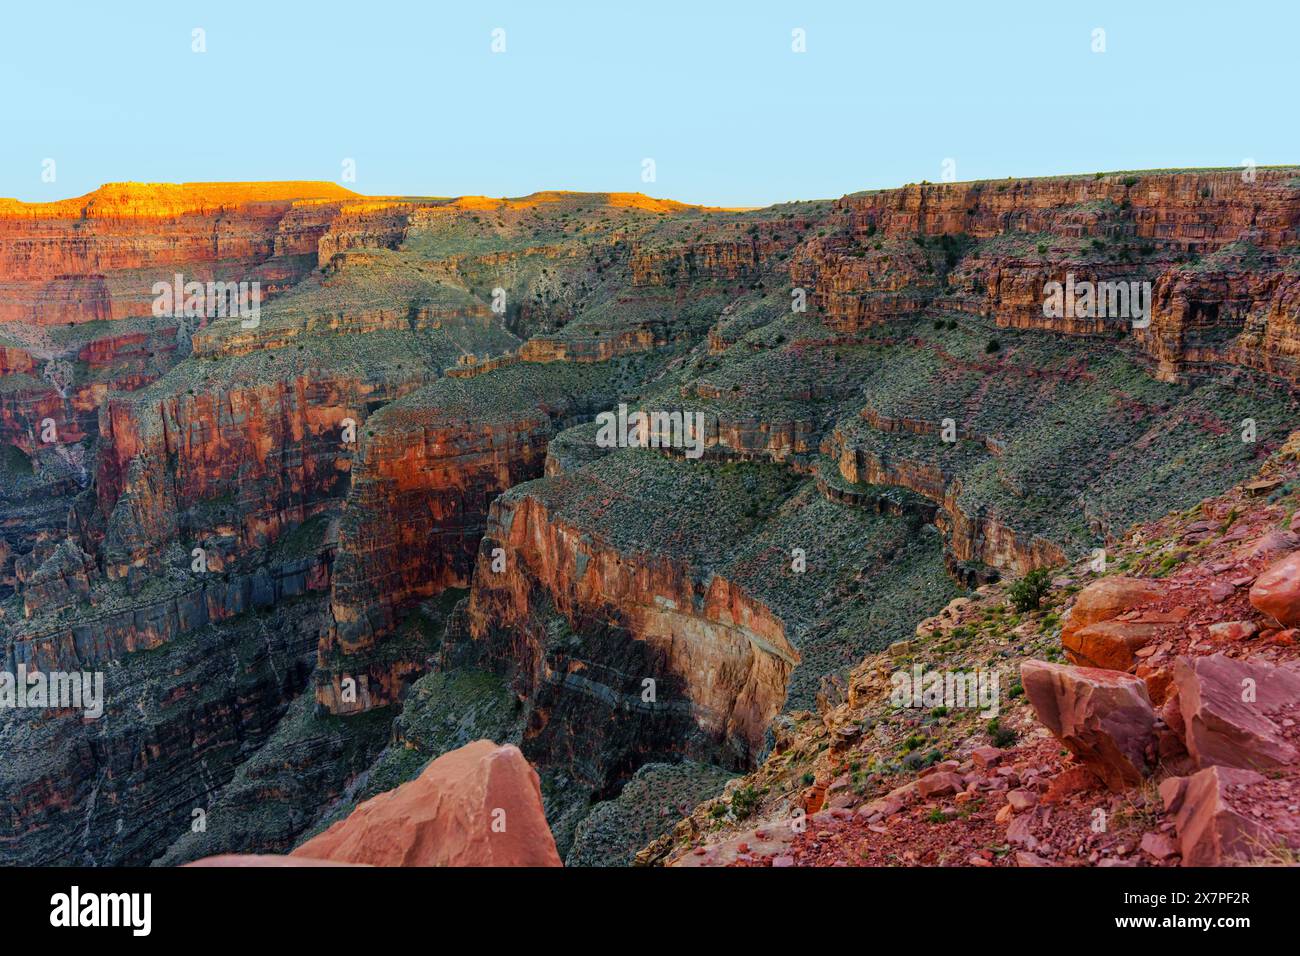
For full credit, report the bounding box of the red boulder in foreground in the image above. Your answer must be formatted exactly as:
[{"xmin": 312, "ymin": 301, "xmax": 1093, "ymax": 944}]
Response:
[
  {"xmin": 292, "ymin": 740, "xmax": 562, "ymax": 867},
  {"xmin": 1020, "ymin": 659, "xmax": 1156, "ymax": 790},
  {"xmin": 1173, "ymin": 653, "xmax": 1300, "ymax": 771},
  {"xmin": 1061, "ymin": 577, "xmax": 1165, "ymax": 669},
  {"xmin": 1250, "ymin": 551, "xmax": 1300, "ymax": 627},
  {"xmin": 1159, "ymin": 766, "xmax": 1273, "ymax": 866}
]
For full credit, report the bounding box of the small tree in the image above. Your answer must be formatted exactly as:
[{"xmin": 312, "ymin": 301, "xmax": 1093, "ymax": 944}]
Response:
[{"xmin": 1009, "ymin": 567, "xmax": 1052, "ymax": 612}]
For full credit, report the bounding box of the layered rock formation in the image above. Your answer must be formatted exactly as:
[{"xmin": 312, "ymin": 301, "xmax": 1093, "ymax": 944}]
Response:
[
  {"xmin": 796, "ymin": 170, "xmax": 1300, "ymax": 386},
  {"xmin": 3, "ymin": 170, "xmax": 1298, "ymax": 869}
]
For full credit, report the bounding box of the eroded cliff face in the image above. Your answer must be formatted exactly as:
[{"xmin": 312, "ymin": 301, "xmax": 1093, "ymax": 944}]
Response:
[
  {"xmin": 95, "ymin": 366, "xmax": 417, "ymax": 583},
  {"xmin": 0, "ymin": 181, "xmax": 377, "ymax": 324},
  {"xmin": 0, "ymin": 593, "xmax": 331, "ymax": 867},
  {"xmin": 318, "ymin": 362, "xmax": 633, "ymax": 714},
  {"xmin": 463, "ymin": 489, "xmax": 798, "ymax": 779},
  {"xmin": 796, "ymin": 169, "xmax": 1300, "ymax": 387},
  {"xmin": 2, "ymin": 183, "xmax": 797, "ymax": 864},
  {"xmin": 825, "ymin": 421, "xmax": 1068, "ymax": 575}
]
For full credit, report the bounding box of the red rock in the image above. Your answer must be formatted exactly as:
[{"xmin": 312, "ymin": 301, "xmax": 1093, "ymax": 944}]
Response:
[
  {"xmin": 1139, "ymin": 832, "xmax": 1179, "ymax": 861},
  {"xmin": 1043, "ymin": 766, "xmax": 1100, "ymax": 804},
  {"xmin": 1206, "ymin": 620, "xmax": 1259, "ymax": 642},
  {"xmin": 857, "ymin": 794, "xmax": 903, "ymax": 820},
  {"xmin": 292, "ymin": 740, "xmax": 562, "ymax": 867},
  {"xmin": 1173, "ymin": 653, "xmax": 1300, "ymax": 770},
  {"xmin": 1006, "ymin": 811, "xmax": 1040, "ymax": 849},
  {"xmin": 1250, "ymin": 552, "xmax": 1300, "ymax": 626},
  {"xmin": 916, "ymin": 772, "xmax": 964, "ymax": 798},
  {"xmin": 1159, "ymin": 766, "xmax": 1273, "ymax": 866},
  {"xmin": 1239, "ymin": 530, "xmax": 1300, "ymax": 562},
  {"xmin": 1063, "ymin": 577, "xmax": 1164, "ymax": 636},
  {"xmin": 1006, "ymin": 788, "xmax": 1038, "ymax": 812},
  {"xmin": 1015, "ymin": 851, "xmax": 1052, "ymax": 867},
  {"xmin": 1137, "ymin": 664, "xmax": 1173, "ymax": 706},
  {"xmin": 1160, "ymin": 690, "xmax": 1185, "ymax": 737},
  {"xmin": 971, "ymin": 746, "xmax": 1005, "ymax": 769},
  {"xmin": 771, "ymin": 855, "xmax": 795, "ymax": 868},
  {"xmin": 919, "ymin": 760, "xmax": 960, "ymax": 777},
  {"xmin": 886, "ymin": 781, "xmax": 920, "ymax": 805},
  {"xmin": 801, "ymin": 786, "xmax": 827, "ymax": 815},
  {"xmin": 1064, "ymin": 620, "xmax": 1162, "ymax": 671},
  {"xmin": 1208, "ymin": 581, "xmax": 1235, "ymax": 603},
  {"xmin": 1020, "ymin": 659, "xmax": 1157, "ymax": 790}
]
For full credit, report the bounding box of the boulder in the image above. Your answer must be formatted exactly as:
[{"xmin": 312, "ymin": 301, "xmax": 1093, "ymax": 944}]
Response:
[
  {"xmin": 1206, "ymin": 620, "xmax": 1258, "ymax": 642},
  {"xmin": 1064, "ymin": 620, "xmax": 1162, "ymax": 670},
  {"xmin": 1173, "ymin": 654, "xmax": 1300, "ymax": 770},
  {"xmin": 1250, "ymin": 552, "xmax": 1300, "ymax": 627},
  {"xmin": 1139, "ymin": 832, "xmax": 1179, "ymax": 862},
  {"xmin": 1062, "ymin": 577, "xmax": 1163, "ymax": 635},
  {"xmin": 1020, "ymin": 660, "xmax": 1157, "ymax": 790},
  {"xmin": 1061, "ymin": 577, "xmax": 1166, "ymax": 669},
  {"xmin": 971, "ymin": 746, "xmax": 1005, "ymax": 769},
  {"xmin": 1159, "ymin": 766, "xmax": 1273, "ymax": 866},
  {"xmin": 916, "ymin": 772, "xmax": 964, "ymax": 799},
  {"xmin": 1237, "ymin": 530, "xmax": 1299, "ymax": 562},
  {"xmin": 1043, "ymin": 766, "xmax": 1100, "ymax": 804},
  {"xmin": 291, "ymin": 740, "xmax": 562, "ymax": 866},
  {"xmin": 1006, "ymin": 788, "xmax": 1038, "ymax": 812}
]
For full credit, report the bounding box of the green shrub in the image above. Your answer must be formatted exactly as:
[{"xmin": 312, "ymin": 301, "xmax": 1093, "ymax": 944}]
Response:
[
  {"xmin": 1009, "ymin": 568, "xmax": 1051, "ymax": 612},
  {"xmin": 987, "ymin": 717, "xmax": 1017, "ymax": 748},
  {"xmin": 731, "ymin": 785, "xmax": 761, "ymax": 819}
]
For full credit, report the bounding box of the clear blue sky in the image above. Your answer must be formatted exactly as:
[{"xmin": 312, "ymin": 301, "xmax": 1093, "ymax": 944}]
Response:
[{"xmin": 3, "ymin": 0, "xmax": 1294, "ymax": 206}]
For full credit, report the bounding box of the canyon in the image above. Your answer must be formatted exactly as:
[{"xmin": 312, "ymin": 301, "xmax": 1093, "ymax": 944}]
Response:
[{"xmin": 1, "ymin": 169, "xmax": 1297, "ymax": 866}]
